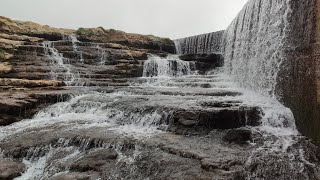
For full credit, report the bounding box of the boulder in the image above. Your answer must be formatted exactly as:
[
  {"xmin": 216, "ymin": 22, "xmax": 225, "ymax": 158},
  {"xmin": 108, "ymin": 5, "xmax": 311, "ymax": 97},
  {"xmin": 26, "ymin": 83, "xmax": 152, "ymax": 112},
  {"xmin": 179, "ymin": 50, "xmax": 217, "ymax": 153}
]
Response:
[{"xmin": 0, "ymin": 160, "xmax": 25, "ymax": 180}]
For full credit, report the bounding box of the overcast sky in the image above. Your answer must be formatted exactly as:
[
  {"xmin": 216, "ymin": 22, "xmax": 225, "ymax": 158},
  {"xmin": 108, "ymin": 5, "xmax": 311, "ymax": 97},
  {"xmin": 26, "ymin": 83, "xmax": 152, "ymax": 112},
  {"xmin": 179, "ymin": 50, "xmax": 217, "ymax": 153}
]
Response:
[{"xmin": 0, "ymin": 0, "xmax": 247, "ymax": 39}]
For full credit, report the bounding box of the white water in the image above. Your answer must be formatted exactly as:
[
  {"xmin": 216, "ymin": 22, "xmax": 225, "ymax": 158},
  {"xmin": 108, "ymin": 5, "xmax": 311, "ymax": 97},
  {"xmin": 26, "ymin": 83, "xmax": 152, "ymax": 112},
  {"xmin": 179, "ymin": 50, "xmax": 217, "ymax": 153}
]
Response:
[
  {"xmin": 96, "ymin": 45, "xmax": 108, "ymax": 65},
  {"xmin": 143, "ymin": 54, "xmax": 193, "ymax": 78},
  {"xmin": 222, "ymin": 0, "xmax": 292, "ymax": 98}
]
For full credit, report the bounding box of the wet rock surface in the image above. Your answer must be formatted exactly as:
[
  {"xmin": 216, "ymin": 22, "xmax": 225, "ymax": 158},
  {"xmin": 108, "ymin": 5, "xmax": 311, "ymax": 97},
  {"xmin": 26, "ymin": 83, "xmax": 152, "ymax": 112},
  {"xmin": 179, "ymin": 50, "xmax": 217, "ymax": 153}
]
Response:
[
  {"xmin": 222, "ymin": 128, "xmax": 252, "ymax": 144},
  {"xmin": 0, "ymin": 160, "xmax": 25, "ymax": 180},
  {"xmin": 0, "ymin": 72, "xmax": 319, "ymax": 179}
]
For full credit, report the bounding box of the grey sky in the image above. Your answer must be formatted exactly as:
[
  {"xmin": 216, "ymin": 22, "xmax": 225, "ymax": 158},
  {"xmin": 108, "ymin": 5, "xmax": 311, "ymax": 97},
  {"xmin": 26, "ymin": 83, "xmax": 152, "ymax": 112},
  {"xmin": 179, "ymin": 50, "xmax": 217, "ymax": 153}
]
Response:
[{"xmin": 0, "ymin": 0, "xmax": 247, "ymax": 39}]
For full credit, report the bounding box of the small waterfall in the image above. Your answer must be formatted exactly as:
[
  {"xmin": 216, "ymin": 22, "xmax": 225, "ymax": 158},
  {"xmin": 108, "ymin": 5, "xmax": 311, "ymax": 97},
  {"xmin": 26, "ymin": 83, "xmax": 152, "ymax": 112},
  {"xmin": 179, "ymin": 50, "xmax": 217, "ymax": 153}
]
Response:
[
  {"xmin": 63, "ymin": 34, "xmax": 84, "ymax": 63},
  {"xmin": 143, "ymin": 55, "xmax": 193, "ymax": 77},
  {"xmin": 174, "ymin": 30, "xmax": 224, "ymax": 55},
  {"xmin": 41, "ymin": 35, "xmax": 111, "ymax": 86},
  {"xmin": 42, "ymin": 41, "xmax": 80, "ymax": 85},
  {"xmin": 96, "ymin": 45, "xmax": 108, "ymax": 65}
]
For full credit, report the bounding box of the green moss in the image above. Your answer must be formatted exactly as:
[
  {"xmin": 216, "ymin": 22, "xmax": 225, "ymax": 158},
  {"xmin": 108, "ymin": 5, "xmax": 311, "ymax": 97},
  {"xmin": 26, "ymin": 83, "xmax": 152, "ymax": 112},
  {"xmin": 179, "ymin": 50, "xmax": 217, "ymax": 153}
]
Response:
[
  {"xmin": 0, "ymin": 48, "xmax": 6, "ymax": 54},
  {"xmin": 76, "ymin": 27, "xmax": 88, "ymax": 34}
]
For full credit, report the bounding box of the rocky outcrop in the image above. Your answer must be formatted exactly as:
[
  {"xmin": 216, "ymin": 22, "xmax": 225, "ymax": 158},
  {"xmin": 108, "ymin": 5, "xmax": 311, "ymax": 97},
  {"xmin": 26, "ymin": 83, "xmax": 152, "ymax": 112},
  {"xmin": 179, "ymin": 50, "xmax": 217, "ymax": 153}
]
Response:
[
  {"xmin": 0, "ymin": 16, "xmax": 74, "ymax": 41},
  {"xmin": 76, "ymin": 27, "xmax": 175, "ymax": 53},
  {"xmin": 0, "ymin": 90, "xmax": 71, "ymax": 126},
  {"xmin": 0, "ymin": 16, "xmax": 176, "ymax": 88}
]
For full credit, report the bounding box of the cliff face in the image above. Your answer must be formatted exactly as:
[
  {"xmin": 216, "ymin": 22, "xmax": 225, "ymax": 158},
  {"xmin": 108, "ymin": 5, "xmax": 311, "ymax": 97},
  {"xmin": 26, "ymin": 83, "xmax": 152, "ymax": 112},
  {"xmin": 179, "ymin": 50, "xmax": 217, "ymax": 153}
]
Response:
[
  {"xmin": 280, "ymin": 0, "xmax": 320, "ymax": 144},
  {"xmin": 0, "ymin": 16, "xmax": 175, "ymax": 88}
]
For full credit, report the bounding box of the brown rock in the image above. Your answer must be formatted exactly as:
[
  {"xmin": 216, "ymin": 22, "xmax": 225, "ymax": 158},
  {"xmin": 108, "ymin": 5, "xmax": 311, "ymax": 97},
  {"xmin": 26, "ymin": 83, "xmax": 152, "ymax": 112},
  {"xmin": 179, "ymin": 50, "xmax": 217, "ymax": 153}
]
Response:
[
  {"xmin": 0, "ymin": 78, "xmax": 65, "ymax": 88},
  {"xmin": 0, "ymin": 160, "xmax": 25, "ymax": 180},
  {"xmin": 0, "ymin": 63, "xmax": 13, "ymax": 74}
]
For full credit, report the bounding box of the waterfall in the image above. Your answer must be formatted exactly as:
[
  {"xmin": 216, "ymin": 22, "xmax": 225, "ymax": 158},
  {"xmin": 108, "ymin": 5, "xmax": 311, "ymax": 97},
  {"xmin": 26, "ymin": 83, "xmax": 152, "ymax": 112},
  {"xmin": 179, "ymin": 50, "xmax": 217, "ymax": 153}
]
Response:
[
  {"xmin": 63, "ymin": 34, "xmax": 84, "ymax": 63},
  {"xmin": 222, "ymin": 0, "xmax": 292, "ymax": 98},
  {"xmin": 42, "ymin": 41, "xmax": 80, "ymax": 85},
  {"xmin": 174, "ymin": 30, "xmax": 224, "ymax": 55},
  {"xmin": 143, "ymin": 55, "xmax": 194, "ymax": 77},
  {"xmin": 96, "ymin": 45, "xmax": 108, "ymax": 65},
  {"xmin": 41, "ymin": 35, "xmax": 110, "ymax": 86}
]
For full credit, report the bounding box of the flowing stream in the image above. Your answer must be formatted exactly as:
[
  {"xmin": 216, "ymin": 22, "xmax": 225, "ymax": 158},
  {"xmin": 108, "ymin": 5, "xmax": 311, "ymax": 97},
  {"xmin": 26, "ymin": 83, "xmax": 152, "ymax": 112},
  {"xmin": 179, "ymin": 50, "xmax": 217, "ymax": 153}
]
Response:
[{"xmin": 1, "ymin": 0, "xmax": 320, "ymax": 177}]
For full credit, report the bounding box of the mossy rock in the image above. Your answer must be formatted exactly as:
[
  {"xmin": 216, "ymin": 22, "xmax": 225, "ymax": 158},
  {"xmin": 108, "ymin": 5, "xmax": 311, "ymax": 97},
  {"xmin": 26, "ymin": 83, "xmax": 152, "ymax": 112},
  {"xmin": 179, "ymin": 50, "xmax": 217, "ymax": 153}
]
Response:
[{"xmin": 0, "ymin": 48, "xmax": 6, "ymax": 54}]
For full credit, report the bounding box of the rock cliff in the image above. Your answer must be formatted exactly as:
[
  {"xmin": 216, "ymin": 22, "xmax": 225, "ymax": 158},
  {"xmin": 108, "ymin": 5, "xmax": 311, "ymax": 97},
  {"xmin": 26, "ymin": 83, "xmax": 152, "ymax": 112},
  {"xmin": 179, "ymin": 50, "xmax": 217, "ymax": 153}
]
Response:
[{"xmin": 0, "ymin": 16, "xmax": 176, "ymax": 125}]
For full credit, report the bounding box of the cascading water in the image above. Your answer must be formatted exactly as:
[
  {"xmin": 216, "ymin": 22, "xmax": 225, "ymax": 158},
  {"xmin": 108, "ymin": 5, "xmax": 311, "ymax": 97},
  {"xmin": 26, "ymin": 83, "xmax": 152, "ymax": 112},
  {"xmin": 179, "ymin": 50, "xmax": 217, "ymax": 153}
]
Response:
[
  {"xmin": 96, "ymin": 45, "xmax": 108, "ymax": 65},
  {"xmin": 174, "ymin": 30, "xmax": 224, "ymax": 55},
  {"xmin": 222, "ymin": 0, "xmax": 291, "ymax": 98},
  {"xmin": 63, "ymin": 34, "xmax": 84, "ymax": 63},
  {"xmin": 142, "ymin": 55, "xmax": 193, "ymax": 77},
  {"xmin": 41, "ymin": 35, "xmax": 110, "ymax": 86},
  {"xmin": 42, "ymin": 41, "xmax": 80, "ymax": 85},
  {"xmin": 172, "ymin": 0, "xmax": 320, "ymax": 178},
  {"xmin": 1, "ymin": 2, "xmax": 319, "ymax": 177}
]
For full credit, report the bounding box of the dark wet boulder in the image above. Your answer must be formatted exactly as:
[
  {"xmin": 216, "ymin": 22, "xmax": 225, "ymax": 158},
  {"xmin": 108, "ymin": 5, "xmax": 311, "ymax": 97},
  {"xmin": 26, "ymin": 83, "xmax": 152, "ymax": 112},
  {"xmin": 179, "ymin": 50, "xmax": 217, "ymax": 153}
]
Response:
[{"xmin": 223, "ymin": 128, "xmax": 252, "ymax": 144}]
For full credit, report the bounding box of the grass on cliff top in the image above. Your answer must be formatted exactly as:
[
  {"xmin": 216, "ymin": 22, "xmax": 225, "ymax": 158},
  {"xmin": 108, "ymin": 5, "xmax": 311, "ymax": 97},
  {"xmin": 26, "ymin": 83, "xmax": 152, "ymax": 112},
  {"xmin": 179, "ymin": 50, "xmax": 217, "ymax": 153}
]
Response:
[
  {"xmin": 76, "ymin": 27, "xmax": 118, "ymax": 35},
  {"xmin": 76, "ymin": 27, "xmax": 89, "ymax": 34}
]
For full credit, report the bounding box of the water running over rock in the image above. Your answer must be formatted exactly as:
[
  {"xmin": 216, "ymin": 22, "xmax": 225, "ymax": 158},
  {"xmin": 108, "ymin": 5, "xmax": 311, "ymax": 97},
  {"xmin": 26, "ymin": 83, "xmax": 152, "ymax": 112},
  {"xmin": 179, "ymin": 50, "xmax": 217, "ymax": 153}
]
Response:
[
  {"xmin": 174, "ymin": 31, "xmax": 224, "ymax": 55},
  {"xmin": 1, "ymin": 52, "xmax": 319, "ymax": 179}
]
